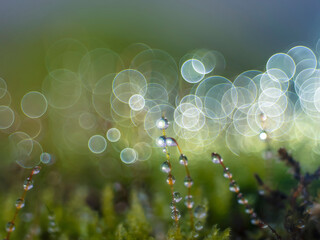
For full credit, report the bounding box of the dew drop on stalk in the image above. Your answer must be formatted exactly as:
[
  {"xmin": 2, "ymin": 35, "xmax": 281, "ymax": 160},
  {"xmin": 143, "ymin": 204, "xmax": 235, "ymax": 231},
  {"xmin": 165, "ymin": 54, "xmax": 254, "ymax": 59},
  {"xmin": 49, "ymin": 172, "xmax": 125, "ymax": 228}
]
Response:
[
  {"xmin": 229, "ymin": 180, "xmax": 240, "ymax": 192},
  {"xmin": 179, "ymin": 154, "xmax": 188, "ymax": 165},
  {"xmin": 211, "ymin": 153, "xmax": 222, "ymax": 164},
  {"xmin": 184, "ymin": 195, "xmax": 194, "ymax": 209},
  {"xmin": 245, "ymin": 205, "xmax": 254, "ymax": 214},
  {"xmin": 250, "ymin": 217, "xmax": 260, "ymax": 225},
  {"xmin": 223, "ymin": 168, "xmax": 232, "ymax": 179},
  {"xmin": 165, "ymin": 137, "xmax": 177, "ymax": 147},
  {"xmin": 195, "ymin": 221, "xmax": 204, "ymax": 231},
  {"xmin": 23, "ymin": 178, "xmax": 34, "ymax": 191},
  {"xmin": 237, "ymin": 193, "xmax": 248, "ymax": 205},
  {"xmin": 6, "ymin": 222, "xmax": 15, "ymax": 232},
  {"xmin": 260, "ymin": 113, "xmax": 267, "ymax": 122},
  {"xmin": 260, "ymin": 223, "xmax": 268, "ymax": 229},
  {"xmin": 166, "ymin": 175, "xmax": 176, "ymax": 185},
  {"xmin": 171, "ymin": 209, "xmax": 181, "ymax": 220},
  {"xmin": 173, "ymin": 191, "xmax": 182, "ymax": 202},
  {"xmin": 193, "ymin": 231, "xmax": 200, "ymax": 238},
  {"xmin": 160, "ymin": 161, "xmax": 170, "ymax": 173},
  {"xmin": 15, "ymin": 198, "xmax": 25, "ymax": 209},
  {"xmin": 156, "ymin": 117, "xmax": 169, "ymax": 130},
  {"xmin": 156, "ymin": 136, "xmax": 166, "ymax": 147},
  {"xmin": 184, "ymin": 176, "xmax": 194, "ymax": 187},
  {"xmin": 296, "ymin": 219, "xmax": 305, "ymax": 229},
  {"xmin": 194, "ymin": 205, "xmax": 206, "ymax": 219},
  {"xmin": 32, "ymin": 166, "xmax": 41, "ymax": 175},
  {"xmin": 259, "ymin": 130, "xmax": 268, "ymax": 141}
]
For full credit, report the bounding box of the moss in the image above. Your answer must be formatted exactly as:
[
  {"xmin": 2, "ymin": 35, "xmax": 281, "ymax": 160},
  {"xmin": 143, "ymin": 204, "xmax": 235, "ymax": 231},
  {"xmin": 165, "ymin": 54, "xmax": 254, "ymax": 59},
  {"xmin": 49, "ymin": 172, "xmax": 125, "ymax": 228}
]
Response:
[
  {"xmin": 102, "ymin": 185, "xmax": 116, "ymax": 231},
  {"xmin": 125, "ymin": 191, "xmax": 152, "ymax": 240},
  {"xmin": 204, "ymin": 225, "xmax": 230, "ymax": 240}
]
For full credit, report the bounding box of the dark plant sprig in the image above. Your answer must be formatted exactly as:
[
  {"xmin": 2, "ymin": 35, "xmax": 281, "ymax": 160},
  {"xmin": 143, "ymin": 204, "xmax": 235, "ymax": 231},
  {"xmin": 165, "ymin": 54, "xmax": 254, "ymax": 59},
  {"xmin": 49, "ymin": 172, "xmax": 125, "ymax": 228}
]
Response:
[
  {"xmin": 4, "ymin": 165, "xmax": 42, "ymax": 240},
  {"xmin": 277, "ymin": 148, "xmax": 320, "ymax": 237},
  {"xmin": 211, "ymin": 152, "xmax": 282, "ymax": 240},
  {"xmin": 278, "ymin": 148, "xmax": 320, "ymax": 206},
  {"xmin": 254, "ymin": 173, "xmax": 287, "ymax": 207},
  {"xmin": 278, "ymin": 148, "xmax": 301, "ymax": 181}
]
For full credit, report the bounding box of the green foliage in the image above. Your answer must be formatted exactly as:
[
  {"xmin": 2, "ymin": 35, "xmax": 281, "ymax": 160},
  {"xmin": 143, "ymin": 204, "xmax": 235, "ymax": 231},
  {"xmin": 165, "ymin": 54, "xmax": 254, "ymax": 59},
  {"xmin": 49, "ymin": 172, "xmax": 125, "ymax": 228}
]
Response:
[
  {"xmin": 115, "ymin": 224, "xmax": 128, "ymax": 240},
  {"xmin": 204, "ymin": 225, "xmax": 230, "ymax": 240},
  {"xmin": 167, "ymin": 226, "xmax": 183, "ymax": 240},
  {"xmin": 102, "ymin": 185, "xmax": 116, "ymax": 230}
]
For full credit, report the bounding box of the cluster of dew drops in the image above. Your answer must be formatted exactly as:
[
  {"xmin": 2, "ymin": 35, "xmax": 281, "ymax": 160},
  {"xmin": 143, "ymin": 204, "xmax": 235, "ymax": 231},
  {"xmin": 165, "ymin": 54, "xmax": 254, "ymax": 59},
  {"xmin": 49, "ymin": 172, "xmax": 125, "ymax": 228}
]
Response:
[
  {"xmin": 156, "ymin": 117, "xmax": 207, "ymax": 237},
  {"xmin": 211, "ymin": 152, "xmax": 269, "ymax": 229},
  {"xmin": 4, "ymin": 153, "xmax": 53, "ymax": 239}
]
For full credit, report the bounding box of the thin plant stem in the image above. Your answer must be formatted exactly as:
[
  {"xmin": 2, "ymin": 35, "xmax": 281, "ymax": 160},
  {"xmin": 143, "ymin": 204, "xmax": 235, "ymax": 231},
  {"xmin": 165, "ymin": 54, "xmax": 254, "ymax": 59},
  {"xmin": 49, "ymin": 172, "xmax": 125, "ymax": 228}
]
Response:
[
  {"xmin": 162, "ymin": 128, "xmax": 180, "ymax": 230},
  {"xmin": 172, "ymin": 138, "xmax": 194, "ymax": 229},
  {"xmin": 212, "ymin": 153, "xmax": 282, "ymax": 240},
  {"xmin": 5, "ymin": 165, "xmax": 41, "ymax": 240}
]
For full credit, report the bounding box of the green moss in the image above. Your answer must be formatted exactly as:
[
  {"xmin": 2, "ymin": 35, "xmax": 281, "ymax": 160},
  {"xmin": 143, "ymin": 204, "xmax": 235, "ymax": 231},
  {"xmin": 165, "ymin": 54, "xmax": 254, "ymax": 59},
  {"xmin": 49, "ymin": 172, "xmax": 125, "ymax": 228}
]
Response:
[
  {"xmin": 125, "ymin": 191, "xmax": 152, "ymax": 240},
  {"xmin": 204, "ymin": 225, "xmax": 230, "ymax": 240},
  {"xmin": 102, "ymin": 185, "xmax": 116, "ymax": 230}
]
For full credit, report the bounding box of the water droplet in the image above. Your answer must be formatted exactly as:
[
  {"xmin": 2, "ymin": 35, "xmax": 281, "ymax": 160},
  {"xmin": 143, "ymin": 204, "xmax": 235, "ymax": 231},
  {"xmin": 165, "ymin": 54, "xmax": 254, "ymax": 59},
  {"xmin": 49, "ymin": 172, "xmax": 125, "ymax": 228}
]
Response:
[
  {"xmin": 156, "ymin": 117, "xmax": 169, "ymax": 130},
  {"xmin": 161, "ymin": 161, "xmax": 171, "ymax": 173},
  {"xmin": 6, "ymin": 222, "xmax": 15, "ymax": 232},
  {"xmin": 48, "ymin": 226, "xmax": 59, "ymax": 233},
  {"xmin": 162, "ymin": 148, "xmax": 167, "ymax": 153},
  {"xmin": 171, "ymin": 209, "xmax": 181, "ymax": 220},
  {"xmin": 166, "ymin": 137, "xmax": 177, "ymax": 147},
  {"xmin": 193, "ymin": 232, "xmax": 200, "ymax": 238},
  {"xmin": 179, "ymin": 154, "xmax": 188, "ymax": 165},
  {"xmin": 245, "ymin": 205, "xmax": 254, "ymax": 214},
  {"xmin": 258, "ymin": 189, "xmax": 265, "ymax": 195},
  {"xmin": 259, "ymin": 130, "xmax": 267, "ymax": 141},
  {"xmin": 211, "ymin": 152, "xmax": 222, "ymax": 164},
  {"xmin": 170, "ymin": 201, "xmax": 175, "ymax": 209},
  {"xmin": 184, "ymin": 176, "xmax": 193, "ymax": 187},
  {"xmin": 296, "ymin": 219, "xmax": 305, "ymax": 229},
  {"xmin": 32, "ymin": 166, "xmax": 41, "ymax": 175},
  {"xmin": 173, "ymin": 192, "xmax": 182, "ymax": 202},
  {"xmin": 15, "ymin": 198, "xmax": 25, "ymax": 209},
  {"xmin": 260, "ymin": 113, "xmax": 267, "ymax": 122},
  {"xmin": 223, "ymin": 168, "xmax": 232, "ymax": 179},
  {"xmin": 260, "ymin": 223, "xmax": 268, "ymax": 229},
  {"xmin": 237, "ymin": 193, "xmax": 248, "ymax": 205},
  {"xmin": 250, "ymin": 217, "xmax": 260, "ymax": 225},
  {"xmin": 195, "ymin": 221, "xmax": 204, "ymax": 231},
  {"xmin": 166, "ymin": 175, "xmax": 176, "ymax": 185},
  {"xmin": 229, "ymin": 180, "xmax": 240, "ymax": 192},
  {"xmin": 23, "ymin": 178, "xmax": 34, "ymax": 191},
  {"xmin": 194, "ymin": 205, "xmax": 206, "ymax": 219},
  {"xmin": 156, "ymin": 136, "xmax": 166, "ymax": 147},
  {"xmin": 184, "ymin": 195, "xmax": 194, "ymax": 209}
]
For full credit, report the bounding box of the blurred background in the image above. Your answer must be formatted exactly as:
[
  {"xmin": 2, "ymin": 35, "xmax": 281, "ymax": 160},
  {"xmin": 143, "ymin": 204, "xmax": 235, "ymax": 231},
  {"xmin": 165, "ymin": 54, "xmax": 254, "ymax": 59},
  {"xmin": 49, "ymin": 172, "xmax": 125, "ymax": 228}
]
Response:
[
  {"xmin": 1, "ymin": 0, "xmax": 320, "ymax": 89},
  {"xmin": 1, "ymin": 0, "xmax": 320, "ymax": 239}
]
